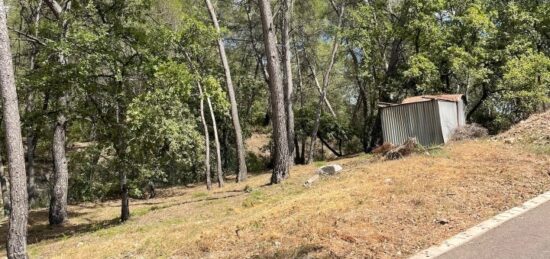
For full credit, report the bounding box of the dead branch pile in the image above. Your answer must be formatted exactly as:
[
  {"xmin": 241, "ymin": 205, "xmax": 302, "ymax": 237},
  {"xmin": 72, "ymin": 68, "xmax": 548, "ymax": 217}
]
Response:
[
  {"xmin": 382, "ymin": 138, "xmax": 423, "ymax": 160},
  {"xmin": 451, "ymin": 124, "xmax": 488, "ymax": 141},
  {"xmin": 372, "ymin": 142, "xmax": 394, "ymax": 154}
]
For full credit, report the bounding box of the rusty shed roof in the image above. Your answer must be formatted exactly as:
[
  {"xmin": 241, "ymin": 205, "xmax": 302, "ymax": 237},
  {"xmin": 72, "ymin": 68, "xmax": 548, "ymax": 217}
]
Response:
[{"xmin": 401, "ymin": 94, "xmax": 464, "ymax": 104}]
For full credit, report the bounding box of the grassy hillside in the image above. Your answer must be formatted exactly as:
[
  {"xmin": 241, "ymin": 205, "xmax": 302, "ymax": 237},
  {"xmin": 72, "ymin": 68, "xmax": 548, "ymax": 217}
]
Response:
[{"xmin": 2, "ymin": 139, "xmax": 548, "ymax": 258}]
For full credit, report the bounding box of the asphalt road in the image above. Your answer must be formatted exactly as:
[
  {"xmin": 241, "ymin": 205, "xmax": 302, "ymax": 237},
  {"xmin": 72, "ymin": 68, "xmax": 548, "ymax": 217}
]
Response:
[{"xmin": 437, "ymin": 200, "xmax": 550, "ymax": 259}]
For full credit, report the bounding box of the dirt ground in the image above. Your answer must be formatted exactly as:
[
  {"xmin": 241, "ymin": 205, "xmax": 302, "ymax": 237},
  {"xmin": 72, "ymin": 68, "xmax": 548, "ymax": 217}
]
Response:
[{"xmin": 1, "ymin": 139, "xmax": 548, "ymax": 258}]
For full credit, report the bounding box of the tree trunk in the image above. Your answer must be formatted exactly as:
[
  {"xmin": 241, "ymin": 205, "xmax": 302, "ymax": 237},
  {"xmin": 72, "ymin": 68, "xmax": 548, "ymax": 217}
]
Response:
[
  {"xmin": 306, "ymin": 4, "xmax": 344, "ymax": 164},
  {"xmin": 49, "ymin": 95, "xmax": 68, "ymax": 225},
  {"xmin": 307, "ymin": 96, "xmax": 323, "ymax": 164},
  {"xmin": 197, "ymin": 83, "xmax": 212, "ymax": 190},
  {"xmin": 259, "ymin": 0, "xmax": 290, "ymax": 184},
  {"xmin": 318, "ymin": 133, "xmax": 342, "ymax": 157},
  {"xmin": 0, "ymin": 153, "xmax": 10, "ymax": 216},
  {"xmin": 295, "ymin": 46, "xmax": 306, "ymax": 164},
  {"xmin": 44, "ymin": 0, "xmax": 70, "ymax": 226},
  {"xmin": 307, "ymin": 62, "xmax": 337, "ymax": 118},
  {"xmin": 120, "ymin": 170, "xmax": 129, "ymax": 221},
  {"xmin": 205, "ymin": 0, "xmax": 248, "ymax": 182},
  {"xmin": 25, "ymin": 130, "xmax": 37, "ymax": 207},
  {"xmin": 282, "ymin": 0, "xmax": 295, "ymax": 164},
  {"xmin": 0, "ymin": 0, "xmax": 29, "ymax": 255},
  {"xmin": 24, "ymin": 0, "xmax": 43, "ymax": 209},
  {"xmin": 207, "ymin": 97, "xmax": 224, "ymax": 188}
]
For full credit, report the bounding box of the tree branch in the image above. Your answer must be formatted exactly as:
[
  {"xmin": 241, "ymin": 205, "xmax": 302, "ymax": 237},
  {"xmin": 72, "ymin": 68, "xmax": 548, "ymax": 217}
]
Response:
[{"xmin": 8, "ymin": 26, "xmax": 46, "ymax": 46}]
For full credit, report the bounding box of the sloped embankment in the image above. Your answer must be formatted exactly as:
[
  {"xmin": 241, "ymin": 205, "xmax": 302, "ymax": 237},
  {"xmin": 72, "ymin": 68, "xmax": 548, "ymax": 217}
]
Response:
[
  {"xmin": 5, "ymin": 138, "xmax": 547, "ymax": 259},
  {"xmin": 496, "ymin": 110, "xmax": 550, "ymax": 146}
]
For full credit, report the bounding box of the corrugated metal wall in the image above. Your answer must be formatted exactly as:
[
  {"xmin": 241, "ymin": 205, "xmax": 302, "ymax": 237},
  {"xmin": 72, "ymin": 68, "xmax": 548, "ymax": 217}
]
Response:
[
  {"xmin": 381, "ymin": 100, "xmax": 444, "ymax": 146},
  {"xmin": 438, "ymin": 101, "xmax": 459, "ymax": 143},
  {"xmin": 457, "ymin": 101, "xmax": 466, "ymax": 126}
]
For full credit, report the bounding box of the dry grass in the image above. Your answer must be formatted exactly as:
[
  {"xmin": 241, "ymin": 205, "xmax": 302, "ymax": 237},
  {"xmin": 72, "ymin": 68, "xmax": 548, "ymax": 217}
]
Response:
[
  {"xmin": 246, "ymin": 133, "xmax": 271, "ymax": 158},
  {"xmin": 496, "ymin": 110, "xmax": 550, "ymax": 146},
  {"xmin": 1, "ymin": 140, "xmax": 549, "ymax": 258}
]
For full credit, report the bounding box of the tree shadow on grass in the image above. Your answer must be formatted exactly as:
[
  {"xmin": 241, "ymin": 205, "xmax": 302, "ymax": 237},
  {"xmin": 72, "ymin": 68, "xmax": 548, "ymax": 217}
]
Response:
[
  {"xmin": 0, "ymin": 183, "xmax": 262, "ymax": 251},
  {"xmin": 145, "ymin": 192, "xmax": 246, "ymax": 212},
  {"xmin": 0, "ymin": 209, "xmax": 121, "ymax": 248}
]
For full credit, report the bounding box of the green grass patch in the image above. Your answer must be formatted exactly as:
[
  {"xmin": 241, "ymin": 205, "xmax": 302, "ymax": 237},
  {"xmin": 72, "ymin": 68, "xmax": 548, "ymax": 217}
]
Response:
[
  {"xmin": 242, "ymin": 189, "xmax": 266, "ymax": 208},
  {"xmin": 131, "ymin": 207, "xmax": 152, "ymax": 217},
  {"xmin": 192, "ymin": 192, "xmax": 209, "ymax": 198},
  {"xmin": 525, "ymin": 144, "xmax": 550, "ymax": 155},
  {"xmin": 313, "ymin": 161, "xmax": 327, "ymax": 167},
  {"xmin": 427, "ymin": 146, "xmax": 450, "ymax": 158}
]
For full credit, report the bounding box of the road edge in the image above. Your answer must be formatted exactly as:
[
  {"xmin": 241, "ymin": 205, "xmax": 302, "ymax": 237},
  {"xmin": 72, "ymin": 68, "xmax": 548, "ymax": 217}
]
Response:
[{"xmin": 410, "ymin": 190, "xmax": 550, "ymax": 259}]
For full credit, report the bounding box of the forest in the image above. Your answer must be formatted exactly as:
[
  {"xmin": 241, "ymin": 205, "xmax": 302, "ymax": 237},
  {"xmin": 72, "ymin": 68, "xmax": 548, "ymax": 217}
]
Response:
[{"xmin": 0, "ymin": 0, "xmax": 547, "ymax": 257}]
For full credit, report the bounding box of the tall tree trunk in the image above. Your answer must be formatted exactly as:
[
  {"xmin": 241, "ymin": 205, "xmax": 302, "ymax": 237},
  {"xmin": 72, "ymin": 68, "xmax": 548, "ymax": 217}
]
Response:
[
  {"xmin": 197, "ymin": 83, "xmax": 212, "ymax": 190},
  {"xmin": 115, "ymin": 135, "xmax": 130, "ymax": 222},
  {"xmin": 44, "ymin": 0, "xmax": 70, "ymax": 226},
  {"xmin": 282, "ymin": 0, "xmax": 295, "ymax": 165},
  {"xmin": 0, "ymin": 1, "xmax": 29, "ymax": 255},
  {"xmin": 49, "ymin": 95, "xmax": 68, "ymax": 225},
  {"xmin": 295, "ymin": 46, "xmax": 306, "ymax": 164},
  {"xmin": 25, "ymin": 1, "xmax": 43, "ymax": 208},
  {"xmin": 259, "ymin": 0, "xmax": 290, "ymax": 184},
  {"xmin": 306, "ymin": 4, "xmax": 345, "ymax": 164},
  {"xmin": 207, "ymin": 97, "xmax": 224, "ymax": 188},
  {"xmin": 205, "ymin": 0, "xmax": 248, "ymax": 182}
]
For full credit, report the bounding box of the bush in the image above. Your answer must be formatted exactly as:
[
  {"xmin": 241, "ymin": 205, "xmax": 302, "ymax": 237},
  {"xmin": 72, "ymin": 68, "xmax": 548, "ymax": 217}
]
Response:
[{"xmin": 451, "ymin": 124, "xmax": 489, "ymax": 141}]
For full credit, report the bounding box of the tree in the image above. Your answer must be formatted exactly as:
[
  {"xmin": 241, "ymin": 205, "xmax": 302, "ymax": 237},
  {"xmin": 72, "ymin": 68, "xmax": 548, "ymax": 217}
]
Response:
[
  {"xmin": 282, "ymin": 0, "xmax": 295, "ymax": 163},
  {"xmin": 258, "ymin": 0, "xmax": 290, "ymax": 184},
  {"xmin": 0, "ymin": 0, "xmax": 29, "ymax": 256},
  {"xmin": 306, "ymin": 2, "xmax": 345, "ymax": 164},
  {"xmin": 43, "ymin": 0, "xmax": 69, "ymax": 225},
  {"xmin": 205, "ymin": 0, "xmax": 248, "ymax": 182},
  {"xmin": 197, "ymin": 82, "xmax": 212, "ymax": 190}
]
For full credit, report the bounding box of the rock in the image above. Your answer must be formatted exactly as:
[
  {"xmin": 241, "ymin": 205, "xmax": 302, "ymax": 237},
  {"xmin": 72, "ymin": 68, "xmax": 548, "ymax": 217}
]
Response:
[
  {"xmin": 304, "ymin": 174, "xmax": 320, "ymax": 187},
  {"xmin": 316, "ymin": 164, "xmax": 343, "ymax": 175},
  {"xmin": 384, "ymin": 178, "xmax": 394, "ymax": 185},
  {"xmin": 435, "ymin": 218, "xmax": 449, "ymax": 225}
]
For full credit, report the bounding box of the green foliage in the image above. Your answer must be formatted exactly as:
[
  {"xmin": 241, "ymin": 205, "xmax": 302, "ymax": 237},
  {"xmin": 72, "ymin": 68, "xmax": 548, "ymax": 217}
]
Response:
[{"xmin": 9, "ymin": 0, "xmax": 550, "ymax": 203}]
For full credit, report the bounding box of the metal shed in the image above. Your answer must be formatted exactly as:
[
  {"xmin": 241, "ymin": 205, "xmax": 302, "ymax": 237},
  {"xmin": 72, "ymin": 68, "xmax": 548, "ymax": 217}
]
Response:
[{"xmin": 380, "ymin": 94, "xmax": 467, "ymax": 146}]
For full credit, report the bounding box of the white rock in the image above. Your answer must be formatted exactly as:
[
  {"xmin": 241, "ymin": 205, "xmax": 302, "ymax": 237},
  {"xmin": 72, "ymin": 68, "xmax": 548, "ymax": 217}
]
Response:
[{"xmin": 317, "ymin": 164, "xmax": 343, "ymax": 175}]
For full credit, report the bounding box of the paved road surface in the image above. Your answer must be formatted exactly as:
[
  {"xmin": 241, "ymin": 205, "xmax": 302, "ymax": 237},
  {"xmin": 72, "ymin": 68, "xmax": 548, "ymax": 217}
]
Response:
[{"xmin": 438, "ymin": 200, "xmax": 550, "ymax": 259}]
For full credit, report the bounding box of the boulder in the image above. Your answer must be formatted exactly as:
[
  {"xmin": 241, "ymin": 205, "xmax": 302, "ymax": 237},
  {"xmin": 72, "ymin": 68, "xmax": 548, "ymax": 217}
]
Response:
[{"xmin": 317, "ymin": 164, "xmax": 343, "ymax": 175}]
